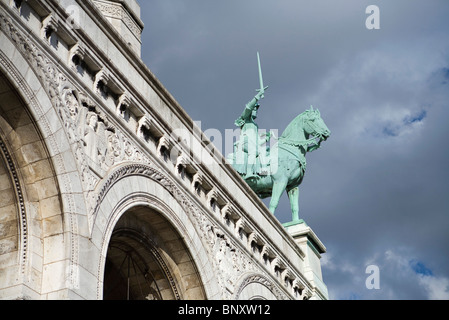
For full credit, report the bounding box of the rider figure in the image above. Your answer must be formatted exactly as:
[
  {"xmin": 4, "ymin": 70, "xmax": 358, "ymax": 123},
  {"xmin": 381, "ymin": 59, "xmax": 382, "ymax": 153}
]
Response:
[{"xmin": 234, "ymin": 91, "xmax": 265, "ymax": 180}]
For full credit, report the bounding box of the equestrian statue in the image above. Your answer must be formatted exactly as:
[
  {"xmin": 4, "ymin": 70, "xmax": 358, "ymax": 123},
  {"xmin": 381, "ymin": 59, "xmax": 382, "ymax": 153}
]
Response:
[{"xmin": 228, "ymin": 53, "xmax": 331, "ymax": 224}]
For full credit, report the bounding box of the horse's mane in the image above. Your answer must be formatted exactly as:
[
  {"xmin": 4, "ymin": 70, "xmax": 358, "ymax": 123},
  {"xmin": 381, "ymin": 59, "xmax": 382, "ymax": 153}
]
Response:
[{"xmin": 280, "ymin": 109, "xmax": 315, "ymax": 142}]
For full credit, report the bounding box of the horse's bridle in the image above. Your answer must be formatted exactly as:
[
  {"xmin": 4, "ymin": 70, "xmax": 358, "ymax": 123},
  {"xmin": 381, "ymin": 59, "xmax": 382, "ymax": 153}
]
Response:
[{"xmin": 303, "ymin": 113, "xmax": 328, "ymax": 142}]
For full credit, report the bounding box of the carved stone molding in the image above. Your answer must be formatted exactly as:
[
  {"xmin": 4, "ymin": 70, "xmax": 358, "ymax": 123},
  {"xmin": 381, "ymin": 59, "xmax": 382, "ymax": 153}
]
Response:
[
  {"xmin": 90, "ymin": 163, "xmax": 291, "ymax": 298},
  {"xmin": 0, "ymin": 14, "xmax": 82, "ymax": 288},
  {"xmin": 0, "ymin": 136, "xmax": 27, "ymax": 276},
  {"xmin": 234, "ymin": 274, "xmax": 288, "ymax": 300}
]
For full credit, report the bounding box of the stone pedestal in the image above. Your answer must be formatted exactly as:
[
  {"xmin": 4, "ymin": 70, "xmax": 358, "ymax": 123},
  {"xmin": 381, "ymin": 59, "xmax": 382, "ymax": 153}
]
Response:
[{"xmin": 284, "ymin": 220, "xmax": 329, "ymax": 300}]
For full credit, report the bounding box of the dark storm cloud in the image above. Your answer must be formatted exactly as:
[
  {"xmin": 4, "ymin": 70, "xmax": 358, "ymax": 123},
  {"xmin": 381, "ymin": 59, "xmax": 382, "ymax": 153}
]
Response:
[{"xmin": 139, "ymin": 0, "xmax": 449, "ymax": 299}]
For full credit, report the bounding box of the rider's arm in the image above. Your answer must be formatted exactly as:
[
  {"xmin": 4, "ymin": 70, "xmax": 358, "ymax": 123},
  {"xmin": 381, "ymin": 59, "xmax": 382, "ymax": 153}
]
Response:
[
  {"xmin": 242, "ymin": 92, "xmax": 264, "ymax": 119},
  {"xmin": 235, "ymin": 93, "xmax": 263, "ymax": 126}
]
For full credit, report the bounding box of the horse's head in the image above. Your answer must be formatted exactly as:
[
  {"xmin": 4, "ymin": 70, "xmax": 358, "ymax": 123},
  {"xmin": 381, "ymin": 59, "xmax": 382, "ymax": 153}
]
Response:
[{"xmin": 302, "ymin": 106, "xmax": 331, "ymax": 141}]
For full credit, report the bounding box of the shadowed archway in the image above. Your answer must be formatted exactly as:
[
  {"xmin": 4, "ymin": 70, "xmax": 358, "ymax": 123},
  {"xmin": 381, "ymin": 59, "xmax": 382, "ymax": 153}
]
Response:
[{"xmin": 103, "ymin": 205, "xmax": 206, "ymax": 300}]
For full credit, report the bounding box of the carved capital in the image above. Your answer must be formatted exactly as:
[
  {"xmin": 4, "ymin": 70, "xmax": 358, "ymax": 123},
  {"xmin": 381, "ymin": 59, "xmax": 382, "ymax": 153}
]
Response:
[
  {"xmin": 261, "ymin": 245, "xmax": 276, "ymax": 263},
  {"xmin": 68, "ymin": 43, "xmax": 86, "ymax": 68},
  {"xmin": 93, "ymin": 69, "xmax": 109, "ymax": 93},
  {"xmin": 117, "ymin": 92, "xmax": 131, "ymax": 114},
  {"xmin": 41, "ymin": 14, "xmax": 58, "ymax": 39},
  {"xmin": 248, "ymin": 232, "xmax": 264, "ymax": 248},
  {"xmin": 235, "ymin": 218, "xmax": 252, "ymax": 237},
  {"xmin": 137, "ymin": 114, "xmax": 163, "ymax": 141},
  {"xmin": 221, "ymin": 203, "xmax": 240, "ymax": 221},
  {"xmin": 176, "ymin": 152, "xmax": 189, "ymax": 171},
  {"xmin": 272, "ymin": 257, "xmax": 287, "ymax": 276},
  {"xmin": 191, "ymin": 172, "xmax": 203, "ymax": 194},
  {"xmin": 157, "ymin": 135, "xmax": 173, "ymax": 157}
]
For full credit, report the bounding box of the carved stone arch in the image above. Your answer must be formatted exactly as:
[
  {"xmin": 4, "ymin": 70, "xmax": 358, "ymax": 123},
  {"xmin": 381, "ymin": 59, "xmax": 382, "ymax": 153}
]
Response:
[
  {"xmin": 0, "ymin": 31, "xmax": 86, "ymax": 298},
  {"xmin": 234, "ymin": 273, "xmax": 289, "ymax": 301},
  {"xmin": 91, "ymin": 163, "xmax": 222, "ymax": 300},
  {"xmin": 0, "ymin": 65, "xmax": 64, "ymax": 299},
  {"xmin": 0, "ymin": 133, "xmax": 28, "ymax": 291}
]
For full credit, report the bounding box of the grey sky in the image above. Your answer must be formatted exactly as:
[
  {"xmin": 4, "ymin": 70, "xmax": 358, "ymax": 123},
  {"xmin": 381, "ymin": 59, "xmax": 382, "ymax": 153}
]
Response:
[{"xmin": 138, "ymin": 0, "xmax": 449, "ymax": 300}]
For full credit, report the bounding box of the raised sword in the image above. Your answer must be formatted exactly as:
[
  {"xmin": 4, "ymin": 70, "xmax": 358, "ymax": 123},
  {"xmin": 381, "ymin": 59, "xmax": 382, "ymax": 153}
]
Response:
[{"xmin": 256, "ymin": 52, "xmax": 269, "ymax": 99}]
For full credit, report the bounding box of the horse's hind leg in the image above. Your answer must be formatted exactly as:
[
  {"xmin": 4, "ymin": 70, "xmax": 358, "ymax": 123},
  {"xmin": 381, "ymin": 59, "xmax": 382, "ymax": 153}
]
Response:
[
  {"xmin": 269, "ymin": 180, "xmax": 288, "ymax": 215},
  {"xmin": 287, "ymin": 187, "xmax": 300, "ymax": 222}
]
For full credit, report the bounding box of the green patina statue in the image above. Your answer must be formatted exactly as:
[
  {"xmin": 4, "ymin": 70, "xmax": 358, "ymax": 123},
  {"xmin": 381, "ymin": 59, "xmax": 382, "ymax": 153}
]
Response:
[{"xmin": 228, "ymin": 53, "xmax": 331, "ymax": 224}]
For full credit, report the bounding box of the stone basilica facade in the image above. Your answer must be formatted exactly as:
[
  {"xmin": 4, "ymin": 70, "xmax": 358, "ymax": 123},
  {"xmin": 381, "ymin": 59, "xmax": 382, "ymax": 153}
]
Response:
[{"xmin": 0, "ymin": 0, "xmax": 328, "ymax": 300}]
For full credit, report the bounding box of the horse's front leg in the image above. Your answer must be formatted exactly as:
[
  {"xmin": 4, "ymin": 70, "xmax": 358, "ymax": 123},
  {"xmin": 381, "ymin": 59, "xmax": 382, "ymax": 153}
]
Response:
[
  {"xmin": 269, "ymin": 179, "xmax": 288, "ymax": 214},
  {"xmin": 287, "ymin": 187, "xmax": 300, "ymax": 222}
]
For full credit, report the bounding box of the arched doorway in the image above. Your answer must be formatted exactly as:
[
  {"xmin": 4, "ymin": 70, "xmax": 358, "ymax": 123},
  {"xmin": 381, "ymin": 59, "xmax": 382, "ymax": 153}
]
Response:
[
  {"xmin": 104, "ymin": 231, "xmax": 173, "ymax": 300},
  {"xmin": 103, "ymin": 205, "xmax": 205, "ymax": 300}
]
